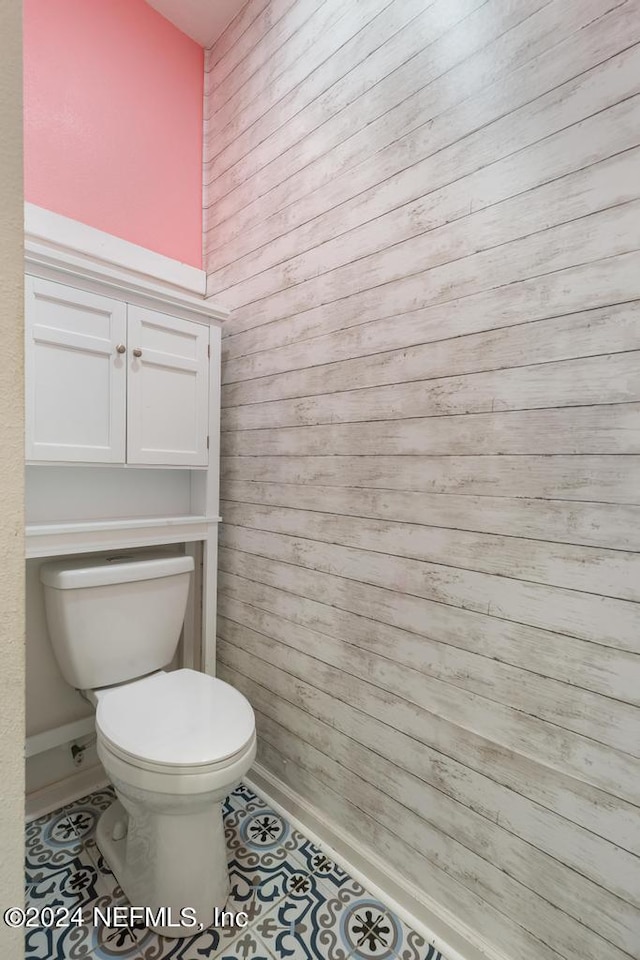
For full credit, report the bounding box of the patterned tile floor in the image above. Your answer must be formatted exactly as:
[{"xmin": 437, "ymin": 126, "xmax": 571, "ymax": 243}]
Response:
[{"xmin": 25, "ymin": 782, "xmax": 443, "ymax": 960}]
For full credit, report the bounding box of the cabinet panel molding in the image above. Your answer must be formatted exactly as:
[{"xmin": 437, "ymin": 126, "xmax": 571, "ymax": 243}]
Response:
[
  {"xmin": 126, "ymin": 305, "xmax": 210, "ymax": 467},
  {"xmin": 26, "ymin": 277, "xmax": 127, "ymax": 463}
]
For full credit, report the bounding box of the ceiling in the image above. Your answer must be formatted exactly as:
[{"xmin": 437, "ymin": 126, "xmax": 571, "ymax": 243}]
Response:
[{"xmin": 145, "ymin": 0, "xmax": 247, "ymax": 48}]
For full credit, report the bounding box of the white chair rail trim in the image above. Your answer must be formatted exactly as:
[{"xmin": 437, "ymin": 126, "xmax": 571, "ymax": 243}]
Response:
[{"xmin": 24, "ymin": 203, "xmax": 229, "ymax": 326}]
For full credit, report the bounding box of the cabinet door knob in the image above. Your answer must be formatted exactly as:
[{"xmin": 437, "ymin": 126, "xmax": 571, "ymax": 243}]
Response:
[
  {"xmin": 115, "ymin": 343, "xmax": 126, "ymax": 354},
  {"xmin": 132, "ymin": 348, "xmax": 142, "ymax": 358}
]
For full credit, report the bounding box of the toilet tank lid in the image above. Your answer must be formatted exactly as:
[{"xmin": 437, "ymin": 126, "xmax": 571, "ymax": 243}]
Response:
[{"xmin": 40, "ymin": 552, "xmax": 194, "ymax": 589}]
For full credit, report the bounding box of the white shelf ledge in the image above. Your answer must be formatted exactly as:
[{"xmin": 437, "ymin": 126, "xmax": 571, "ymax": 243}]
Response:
[{"xmin": 25, "ymin": 515, "xmax": 222, "ymax": 559}]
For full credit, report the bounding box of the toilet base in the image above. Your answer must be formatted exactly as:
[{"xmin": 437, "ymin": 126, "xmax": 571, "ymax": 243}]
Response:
[
  {"xmin": 96, "ymin": 800, "xmax": 128, "ymax": 882},
  {"xmin": 96, "ymin": 796, "xmax": 230, "ymax": 938}
]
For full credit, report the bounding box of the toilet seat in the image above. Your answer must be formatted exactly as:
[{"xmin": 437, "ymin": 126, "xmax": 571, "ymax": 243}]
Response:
[
  {"xmin": 98, "ymin": 730, "xmax": 256, "ymax": 777},
  {"xmin": 96, "ymin": 668, "xmax": 256, "ymax": 775}
]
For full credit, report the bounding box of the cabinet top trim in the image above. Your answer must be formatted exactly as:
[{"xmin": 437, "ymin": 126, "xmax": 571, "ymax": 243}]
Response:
[{"xmin": 24, "ymin": 203, "xmax": 230, "ymax": 327}]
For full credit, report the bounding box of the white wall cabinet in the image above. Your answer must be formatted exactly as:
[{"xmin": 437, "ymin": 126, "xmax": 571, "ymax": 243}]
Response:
[
  {"xmin": 26, "ymin": 277, "xmax": 210, "ymax": 466},
  {"xmin": 25, "ymin": 277, "xmax": 127, "ymax": 463},
  {"xmin": 126, "ymin": 305, "xmax": 209, "ymax": 466}
]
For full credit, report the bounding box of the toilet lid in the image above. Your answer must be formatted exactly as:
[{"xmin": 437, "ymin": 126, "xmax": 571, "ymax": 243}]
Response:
[{"xmin": 96, "ymin": 669, "xmax": 255, "ymax": 768}]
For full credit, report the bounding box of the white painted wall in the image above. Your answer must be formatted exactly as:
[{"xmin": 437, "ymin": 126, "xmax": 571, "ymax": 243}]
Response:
[
  {"xmin": 25, "ymin": 557, "xmax": 103, "ymax": 797},
  {"xmin": 26, "ymin": 559, "xmax": 93, "ymax": 736},
  {"xmin": 0, "ymin": 0, "xmax": 25, "ymax": 955},
  {"xmin": 204, "ymin": 2, "xmax": 640, "ymax": 959}
]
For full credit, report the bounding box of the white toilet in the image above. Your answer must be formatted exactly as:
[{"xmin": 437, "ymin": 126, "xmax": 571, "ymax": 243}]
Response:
[{"xmin": 40, "ymin": 551, "xmax": 257, "ymax": 937}]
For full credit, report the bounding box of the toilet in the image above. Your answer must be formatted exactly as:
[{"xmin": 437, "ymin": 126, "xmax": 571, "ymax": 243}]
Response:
[{"xmin": 39, "ymin": 551, "xmax": 257, "ymax": 937}]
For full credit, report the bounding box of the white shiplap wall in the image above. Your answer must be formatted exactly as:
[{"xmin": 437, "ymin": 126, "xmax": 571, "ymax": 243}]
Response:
[{"xmin": 203, "ymin": 1, "xmax": 640, "ymax": 958}]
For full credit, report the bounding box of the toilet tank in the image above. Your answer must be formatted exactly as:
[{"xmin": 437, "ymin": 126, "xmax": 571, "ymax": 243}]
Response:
[{"xmin": 40, "ymin": 552, "xmax": 194, "ymax": 690}]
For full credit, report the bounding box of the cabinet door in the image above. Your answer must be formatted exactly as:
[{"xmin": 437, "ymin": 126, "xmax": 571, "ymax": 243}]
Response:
[
  {"xmin": 25, "ymin": 277, "xmax": 127, "ymax": 462},
  {"xmin": 126, "ymin": 305, "xmax": 209, "ymax": 466}
]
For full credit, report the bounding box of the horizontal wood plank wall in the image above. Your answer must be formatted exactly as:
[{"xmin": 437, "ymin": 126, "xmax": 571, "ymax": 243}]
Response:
[{"xmin": 204, "ymin": 1, "xmax": 640, "ymax": 958}]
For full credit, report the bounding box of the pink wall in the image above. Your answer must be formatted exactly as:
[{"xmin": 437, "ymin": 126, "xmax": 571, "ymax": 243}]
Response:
[{"xmin": 24, "ymin": 0, "xmax": 204, "ymax": 267}]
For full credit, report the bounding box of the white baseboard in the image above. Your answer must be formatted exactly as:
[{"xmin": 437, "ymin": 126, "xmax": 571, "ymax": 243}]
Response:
[
  {"xmin": 246, "ymin": 763, "xmax": 508, "ymax": 960},
  {"xmin": 26, "ymin": 765, "xmax": 109, "ymax": 822}
]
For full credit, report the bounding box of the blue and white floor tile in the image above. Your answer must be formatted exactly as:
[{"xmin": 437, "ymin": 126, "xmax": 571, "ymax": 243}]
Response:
[
  {"xmin": 26, "ymin": 807, "xmax": 86, "ymax": 884},
  {"xmin": 25, "ymin": 783, "xmax": 444, "ymax": 960}
]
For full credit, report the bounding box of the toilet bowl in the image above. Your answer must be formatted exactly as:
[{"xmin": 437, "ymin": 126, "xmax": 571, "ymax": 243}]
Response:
[
  {"xmin": 93, "ymin": 669, "xmax": 256, "ymax": 936},
  {"xmin": 39, "ymin": 553, "xmax": 257, "ymax": 937}
]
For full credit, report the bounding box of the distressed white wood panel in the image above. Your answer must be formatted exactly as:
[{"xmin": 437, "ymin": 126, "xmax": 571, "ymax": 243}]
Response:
[
  {"xmin": 223, "ymin": 175, "xmax": 640, "ymax": 334},
  {"xmin": 205, "ymin": 0, "xmax": 433, "ymax": 186},
  {"xmin": 221, "ymin": 480, "xmax": 640, "ymax": 551},
  {"xmin": 204, "ymin": 0, "xmax": 281, "ymax": 83},
  {"xmin": 220, "ymin": 204, "xmax": 640, "ymax": 366},
  {"xmin": 207, "ymin": 0, "xmax": 396, "ymax": 157},
  {"xmin": 212, "ymin": 95, "xmax": 638, "ymax": 308},
  {"xmin": 218, "ymin": 555, "xmax": 640, "ymax": 856},
  {"xmin": 222, "ymin": 352, "xmax": 640, "ymax": 431},
  {"xmin": 220, "ymin": 656, "xmax": 640, "ymax": 912},
  {"xmin": 220, "ymin": 454, "xmax": 640, "ymax": 504},
  {"xmin": 218, "ymin": 584, "xmax": 640, "ymax": 757},
  {"xmin": 206, "ymin": 0, "xmax": 334, "ymax": 118},
  {"xmin": 219, "ymin": 523, "xmax": 640, "ymax": 662},
  {"xmin": 218, "ymin": 557, "xmax": 640, "ymax": 708},
  {"xmin": 223, "ymin": 296, "xmax": 640, "ymax": 397},
  {"xmin": 205, "ymin": 2, "xmax": 640, "ymax": 957},
  {"xmin": 220, "ymin": 499, "xmax": 640, "ymax": 602},
  {"xmin": 225, "ymin": 660, "xmax": 640, "ymax": 952},
  {"xmin": 205, "ymin": 0, "xmax": 637, "ymax": 249},
  {"xmin": 253, "ymin": 733, "xmax": 566, "ymax": 960},
  {"xmin": 219, "ymin": 567, "xmax": 640, "ymax": 713},
  {"xmin": 216, "ymin": 590, "xmax": 640, "ymax": 805},
  {"xmin": 206, "ymin": 0, "xmax": 410, "ymax": 155},
  {"xmin": 252, "ymin": 714, "xmax": 635, "ymax": 960},
  {"xmin": 220, "ymin": 403, "xmax": 640, "ymax": 458},
  {"xmin": 205, "ymin": 0, "xmax": 528, "ymax": 194},
  {"xmin": 222, "ymin": 252, "xmax": 640, "ymax": 385},
  {"xmin": 216, "ymin": 637, "xmax": 638, "ymax": 960},
  {"xmin": 205, "ymin": 4, "xmax": 640, "ymax": 265},
  {"xmin": 209, "ymin": 94, "xmax": 640, "ymax": 298}
]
